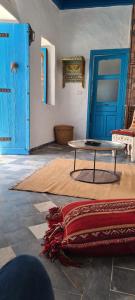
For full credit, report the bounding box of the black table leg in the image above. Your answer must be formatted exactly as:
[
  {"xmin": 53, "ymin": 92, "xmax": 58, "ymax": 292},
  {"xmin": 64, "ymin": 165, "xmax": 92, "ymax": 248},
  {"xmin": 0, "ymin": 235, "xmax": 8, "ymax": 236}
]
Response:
[
  {"xmin": 74, "ymin": 149, "xmax": 76, "ymax": 171},
  {"xmin": 114, "ymin": 150, "xmax": 117, "ymax": 174},
  {"xmin": 93, "ymin": 150, "xmax": 96, "ymax": 182}
]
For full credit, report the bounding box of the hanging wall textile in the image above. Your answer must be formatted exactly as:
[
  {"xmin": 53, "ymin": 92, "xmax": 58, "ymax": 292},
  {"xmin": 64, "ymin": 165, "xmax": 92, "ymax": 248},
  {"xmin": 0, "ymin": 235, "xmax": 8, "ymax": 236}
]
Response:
[
  {"xmin": 62, "ymin": 56, "xmax": 85, "ymax": 87},
  {"xmin": 12, "ymin": 159, "xmax": 135, "ymax": 200}
]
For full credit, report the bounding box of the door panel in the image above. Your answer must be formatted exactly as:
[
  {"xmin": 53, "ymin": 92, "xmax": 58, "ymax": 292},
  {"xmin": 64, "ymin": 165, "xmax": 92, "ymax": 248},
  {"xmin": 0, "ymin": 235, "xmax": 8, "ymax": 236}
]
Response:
[
  {"xmin": 87, "ymin": 49, "xmax": 129, "ymax": 140},
  {"xmin": 0, "ymin": 25, "xmax": 13, "ymax": 147},
  {"xmin": 0, "ymin": 93, "xmax": 12, "ymax": 140},
  {"xmin": 92, "ymin": 115, "xmax": 105, "ymax": 139},
  {"xmin": 0, "ymin": 23, "xmax": 29, "ymax": 154},
  {"xmin": 96, "ymin": 79, "xmax": 119, "ymax": 102},
  {"xmin": 98, "ymin": 58, "xmax": 121, "ymax": 75},
  {"xmin": 96, "ymin": 104, "xmax": 117, "ymax": 112},
  {"xmin": 106, "ymin": 115, "xmax": 116, "ymax": 138}
]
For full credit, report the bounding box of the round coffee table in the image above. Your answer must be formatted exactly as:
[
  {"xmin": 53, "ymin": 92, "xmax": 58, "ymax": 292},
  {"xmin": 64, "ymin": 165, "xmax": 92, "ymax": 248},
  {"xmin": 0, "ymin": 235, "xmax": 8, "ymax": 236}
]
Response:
[{"xmin": 68, "ymin": 139, "xmax": 125, "ymax": 184}]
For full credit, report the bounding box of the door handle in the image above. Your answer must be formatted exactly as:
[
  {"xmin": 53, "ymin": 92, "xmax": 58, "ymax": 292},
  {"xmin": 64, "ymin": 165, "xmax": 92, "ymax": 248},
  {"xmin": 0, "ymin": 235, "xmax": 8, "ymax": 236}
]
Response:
[{"xmin": 10, "ymin": 62, "xmax": 19, "ymax": 72}]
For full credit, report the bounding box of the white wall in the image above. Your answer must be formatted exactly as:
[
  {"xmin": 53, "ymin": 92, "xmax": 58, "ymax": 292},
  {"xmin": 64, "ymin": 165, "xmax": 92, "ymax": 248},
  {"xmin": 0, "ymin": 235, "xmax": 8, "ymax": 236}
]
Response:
[
  {"xmin": 0, "ymin": 4, "xmax": 18, "ymax": 22},
  {"xmin": 13, "ymin": 0, "xmax": 62, "ymax": 148},
  {"xmin": 56, "ymin": 5, "xmax": 132, "ymax": 139},
  {"xmin": 0, "ymin": 1, "xmax": 132, "ymax": 145},
  {"xmin": 0, "ymin": 0, "xmax": 19, "ymax": 20}
]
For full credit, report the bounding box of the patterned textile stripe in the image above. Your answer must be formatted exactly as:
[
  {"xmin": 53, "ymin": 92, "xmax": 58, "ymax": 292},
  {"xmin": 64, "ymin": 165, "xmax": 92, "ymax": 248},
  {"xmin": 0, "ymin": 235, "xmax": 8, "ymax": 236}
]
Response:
[
  {"xmin": 65, "ymin": 213, "xmax": 135, "ymax": 236},
  {"xmin": 63, "ymin": 199, "xmax": 135, "ymax": 226},
  {"xmin": 62, "ymin": 236, "xmax": 135, "ymax": 249},
  {"xmin": 112, "ymin": 130, "xmax": 135, "ymax": 137},
  {"xmin": 63, "ymin": 224, "xmax": 135, "ymax": 242},
  {"xmin": 62, "ymin": 199, "xmax": 135, "ymax": 218}
]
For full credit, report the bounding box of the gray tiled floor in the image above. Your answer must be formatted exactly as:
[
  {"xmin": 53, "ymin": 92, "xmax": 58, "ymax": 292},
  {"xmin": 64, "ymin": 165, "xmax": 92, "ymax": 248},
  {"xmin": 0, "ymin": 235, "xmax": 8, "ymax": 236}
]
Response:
[{"xmin": 0, "ymin": 143, "xmax": 135, "ymax": 299}]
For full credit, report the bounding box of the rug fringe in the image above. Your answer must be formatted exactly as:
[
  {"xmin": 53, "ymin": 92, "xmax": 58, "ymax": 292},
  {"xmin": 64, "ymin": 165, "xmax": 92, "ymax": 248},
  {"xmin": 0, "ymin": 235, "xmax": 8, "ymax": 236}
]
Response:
[
  {"xmin": 42, "ymin": 207, "xmax": 81, "ymax": 267},
  {"xmin": 46, "ymin": 206, "xmax": 63, "ymax": 227}
]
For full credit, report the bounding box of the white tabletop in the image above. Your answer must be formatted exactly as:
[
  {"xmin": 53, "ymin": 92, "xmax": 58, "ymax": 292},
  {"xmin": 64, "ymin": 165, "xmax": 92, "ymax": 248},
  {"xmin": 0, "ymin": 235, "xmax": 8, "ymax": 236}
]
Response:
[{"xmin": 68, "ymin": 139, "xmax": 126, "ymax": 151}]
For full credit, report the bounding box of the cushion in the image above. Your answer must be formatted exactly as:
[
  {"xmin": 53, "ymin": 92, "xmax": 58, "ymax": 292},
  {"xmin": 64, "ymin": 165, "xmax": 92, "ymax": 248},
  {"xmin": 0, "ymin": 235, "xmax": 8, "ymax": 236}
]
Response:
[
  {"xmin": 112, "ymin": 129, "xmax": 135, "ymax": 137},
  {"xmin": 42, "ymin": 198, "xmax": 135, "ymax": 266}
]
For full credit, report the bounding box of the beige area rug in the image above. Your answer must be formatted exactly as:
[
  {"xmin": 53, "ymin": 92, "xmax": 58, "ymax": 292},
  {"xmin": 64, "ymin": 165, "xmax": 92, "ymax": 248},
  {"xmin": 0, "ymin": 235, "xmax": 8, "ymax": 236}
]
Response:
[{"xmin": 12, "ymin": 159, "xmax": 135, "ymax": 200}]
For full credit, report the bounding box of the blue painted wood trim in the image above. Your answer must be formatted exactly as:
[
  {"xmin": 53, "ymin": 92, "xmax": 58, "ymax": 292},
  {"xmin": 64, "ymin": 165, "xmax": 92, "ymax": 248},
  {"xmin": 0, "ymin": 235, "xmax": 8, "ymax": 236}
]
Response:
[
  {"xmin": 120, "ymin": 49, "xmax": 129, "ymax": 128},
  {"xmin": 25, "ymin": 24, "xmax": 30, "ymax": 154},
  {"xmin": 86, "ymin": 50, "xmax": 95, "ymax": 139},
  {"xmin": 41, "ymin": 47, "xmax": 47, "ymax": 104},
  {"xmin": 86, "ymin": 48, "xmax": 130, "ymax": 139},
  {"xmin": 52, "ymin": 0, "xmax": 133, "ymax": 10},
  {"xmin": 96, "ymin": 74, "xmax": 120, "ymax": 80},
  {"xmin": 0, "ymin": 148, "xmax": 29, "ymax": 155},
  {"xmin": 90, "ymin": 49, "xmax": 130, "ymax": 56}
]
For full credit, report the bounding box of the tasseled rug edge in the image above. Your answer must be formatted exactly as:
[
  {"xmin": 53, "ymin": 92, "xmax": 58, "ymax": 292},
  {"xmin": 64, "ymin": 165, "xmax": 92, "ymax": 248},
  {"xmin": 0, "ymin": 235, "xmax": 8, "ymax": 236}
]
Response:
[
  {"xmin": 46, "ymin": 206, "xmax": 63, "ymax": 227},
  {"xmin": 41, "ymin": 206, "xmax": 81, "ymax": 267}
]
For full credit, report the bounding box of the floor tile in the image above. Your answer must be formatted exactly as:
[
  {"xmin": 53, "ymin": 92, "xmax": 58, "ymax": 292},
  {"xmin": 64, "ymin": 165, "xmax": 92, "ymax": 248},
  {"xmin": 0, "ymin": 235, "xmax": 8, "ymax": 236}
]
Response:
[
  {"xmin": 62, "ymin": 262, "xmax": 90, "ymax": 294},
  {"xmin": 113, "ymin": 256, "xmax": 135, "ymax": 270},
  {"xmin": 54, "ymin": 289, "xmax": 81, "ymax": 300},
  {"xmin": 82, "ymin": 257, "xmax": 112, "ymax": 300},
  {"xmin": 29, "ymin": 223, "xmax": 48, "ymax": 239},
  {"xmin": 110, "ymin": 291, "xmax": 135, "ymax": 299},
  {"xmin": 13, "ymin": 239, "xmax": 42, "ymax": 258},
  {"xmin": 0, "ymin": 158, "xmax": 16, "ymax": 164},
  {"xmin": 0, "ymin": 143, "xmax": 134, "ymax": 299},
  {"xmin": 6, "ymin": 164, "xmax": 38, "ymax": 171},
  {"xmin": 111, "ymin": 267, "xmax": 135, "ymax": 296},
  {"xmin": 0, "ymin": 234, "xmax": 9, "ymax": 248},
  {"xmin": 34, "ymin": 201, "xmax": 57, "ymax": 212},
  {"xmin": 4, "ymin": 228, "xmax": 35, "ymax": 245},
  {"xmin": 0, "ymin": 246, "xmax": 16, "ymax": 268},
  {"xmin": 40, "ymin": 257, "xmax": 81, "ymax": 294}
]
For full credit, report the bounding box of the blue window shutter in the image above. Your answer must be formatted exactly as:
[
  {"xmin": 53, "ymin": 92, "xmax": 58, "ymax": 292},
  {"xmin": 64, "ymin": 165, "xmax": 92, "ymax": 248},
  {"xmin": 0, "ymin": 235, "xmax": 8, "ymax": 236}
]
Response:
[{"xmin": 41, "ymin": 47, "xmax": 47, "ymax": 104}]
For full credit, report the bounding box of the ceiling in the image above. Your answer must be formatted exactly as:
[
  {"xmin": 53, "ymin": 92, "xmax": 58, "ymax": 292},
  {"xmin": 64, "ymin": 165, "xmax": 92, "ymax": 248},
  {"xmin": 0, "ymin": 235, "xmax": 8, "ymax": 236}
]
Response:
[{"xmin": 52, "ymin": 0, "xmax": 133, "ymax": 10}]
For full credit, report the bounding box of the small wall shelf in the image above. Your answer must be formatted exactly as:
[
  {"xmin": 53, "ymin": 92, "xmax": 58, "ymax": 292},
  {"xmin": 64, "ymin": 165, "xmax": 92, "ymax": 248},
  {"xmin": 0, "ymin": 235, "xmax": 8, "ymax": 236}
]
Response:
[{"xmin": 62, "ymin": 56, "xmax": 85, "ymax": 88}]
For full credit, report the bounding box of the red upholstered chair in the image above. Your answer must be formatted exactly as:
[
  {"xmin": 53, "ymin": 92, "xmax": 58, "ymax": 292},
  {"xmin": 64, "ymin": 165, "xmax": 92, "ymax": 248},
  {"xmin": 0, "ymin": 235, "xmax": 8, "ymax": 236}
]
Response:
[{"xmin": 112, "ymin": 111, "xmax": 135, "ymax": 162}]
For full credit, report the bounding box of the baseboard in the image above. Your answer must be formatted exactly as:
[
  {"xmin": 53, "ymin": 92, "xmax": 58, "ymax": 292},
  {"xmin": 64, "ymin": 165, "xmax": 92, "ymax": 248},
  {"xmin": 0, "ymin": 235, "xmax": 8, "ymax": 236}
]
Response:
[{"xmin": 30, "ymin": 141, "xmax": 55, "ymax": 153}]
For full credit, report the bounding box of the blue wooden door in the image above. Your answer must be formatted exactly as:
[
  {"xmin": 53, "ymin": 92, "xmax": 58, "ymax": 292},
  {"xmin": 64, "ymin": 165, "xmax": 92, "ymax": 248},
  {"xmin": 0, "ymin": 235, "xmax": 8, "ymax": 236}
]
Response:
[
  {"xmin": 87, "ymin": 49, "xmax": 129, "ymax": 140},
  {"xmin": 0, "ymin": 23, "xmax": 29, "ymax": 154}
]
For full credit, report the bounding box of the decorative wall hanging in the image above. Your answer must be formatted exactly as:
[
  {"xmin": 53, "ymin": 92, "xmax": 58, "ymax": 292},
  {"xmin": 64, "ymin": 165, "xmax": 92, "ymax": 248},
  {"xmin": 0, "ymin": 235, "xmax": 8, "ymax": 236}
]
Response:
[{"xmin": 62, "ymin": 56, "xmax": 85, "ymax": 88}]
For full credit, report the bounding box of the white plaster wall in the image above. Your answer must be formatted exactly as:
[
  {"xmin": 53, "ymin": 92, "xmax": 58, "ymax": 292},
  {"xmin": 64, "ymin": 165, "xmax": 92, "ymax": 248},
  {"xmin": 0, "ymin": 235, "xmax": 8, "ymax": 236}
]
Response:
[
  {"xmin": 46, "ymin": 44, "xmax": 56, "ymax": 106},
  {"xmin": 0, "ymin": 1, "xmax": 133, "ymax": 146},
  {"xmin": 0, "ymin": 3, "xmax": 18, "ymax": 22},
  {"xmin": 55, "ymin": 5, "xmax": 132, "ymax": 139},
  {"xmin": 0, "ymin": 0, "xmax": 19, "ymax": 20}
]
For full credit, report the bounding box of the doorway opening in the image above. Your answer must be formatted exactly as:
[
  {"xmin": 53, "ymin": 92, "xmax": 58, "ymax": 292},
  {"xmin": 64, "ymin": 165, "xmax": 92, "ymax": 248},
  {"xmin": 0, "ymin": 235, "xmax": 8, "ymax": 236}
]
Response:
[{"xmin": 41, "ymin": 37, "xmax": 55, "ymax": 106}]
